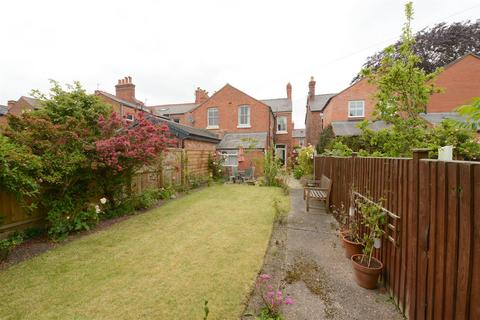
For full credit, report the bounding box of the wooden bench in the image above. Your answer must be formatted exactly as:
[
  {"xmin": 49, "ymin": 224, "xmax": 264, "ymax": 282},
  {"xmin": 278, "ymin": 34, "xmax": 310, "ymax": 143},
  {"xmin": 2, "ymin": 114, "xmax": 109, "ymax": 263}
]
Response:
[{"xmin": 304, "ymin": 175, "xmax": 332, "ymax": 212}]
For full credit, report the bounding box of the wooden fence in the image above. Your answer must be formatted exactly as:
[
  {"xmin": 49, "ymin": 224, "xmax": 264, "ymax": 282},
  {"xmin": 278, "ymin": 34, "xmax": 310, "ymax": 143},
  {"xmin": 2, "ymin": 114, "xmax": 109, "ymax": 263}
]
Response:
[
  {"xmin": 314, "ymin": 150, "xmax": 480, "ymax": 320},
  {"xmin": 1, "ymin": 148, "xmax": 213, "ymax": 234}
]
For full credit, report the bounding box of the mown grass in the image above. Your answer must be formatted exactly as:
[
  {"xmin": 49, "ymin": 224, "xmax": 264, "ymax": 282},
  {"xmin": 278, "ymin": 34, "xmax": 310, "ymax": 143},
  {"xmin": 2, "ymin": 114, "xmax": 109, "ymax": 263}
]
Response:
[{"xmin": 0, "ymin": 184, "xmax": 290, "ymax": 320}]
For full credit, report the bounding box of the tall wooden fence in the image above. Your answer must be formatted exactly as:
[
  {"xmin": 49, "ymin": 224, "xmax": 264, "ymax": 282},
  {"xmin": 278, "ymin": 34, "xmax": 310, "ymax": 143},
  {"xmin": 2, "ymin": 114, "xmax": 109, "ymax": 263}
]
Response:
[
  {"xmin": 315, "ymin": 151, "xmax": 480, "ymax": 320},
  {"xmin": 1, "ymin": 148, "xmax": 213, "ymax": 235}
]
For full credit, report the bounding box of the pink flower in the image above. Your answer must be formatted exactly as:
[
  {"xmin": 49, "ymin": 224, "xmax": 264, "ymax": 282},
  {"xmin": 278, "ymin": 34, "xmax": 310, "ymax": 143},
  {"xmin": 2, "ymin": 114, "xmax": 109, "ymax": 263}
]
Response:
[
  {"xmin": 260, "ymin": 274, "xmax": 271, "ymax": 281},
  {"xmin": 285, "ymin": 297, "xmax": 294, "ymax": 305}
]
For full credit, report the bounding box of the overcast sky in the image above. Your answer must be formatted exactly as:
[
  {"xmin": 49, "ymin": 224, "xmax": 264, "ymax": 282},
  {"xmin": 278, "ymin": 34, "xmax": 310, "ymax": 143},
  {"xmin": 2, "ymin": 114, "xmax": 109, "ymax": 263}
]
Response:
[{"xmin": 1, "ymin": 0, "xmax": 479, "ymax": 128}]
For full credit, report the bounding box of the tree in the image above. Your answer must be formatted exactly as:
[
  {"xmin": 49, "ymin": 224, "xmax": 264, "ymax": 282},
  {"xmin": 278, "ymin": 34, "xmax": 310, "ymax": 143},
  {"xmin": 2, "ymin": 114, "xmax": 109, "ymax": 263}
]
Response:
[
  {"xmin": 5, "ymin": 82, "xmax": 112, "ymax": 239},
  {"xmin": 95, "ymin": 112, "xmax": 173, "ymax": 201},
  {"xmin": 316, "ymin": 125, "xmax": 335, "ymax": 154},
  {"xmin": 352, "ymin": 20, "xmax": 480, "ymax": 83},
  {"xmin": 458, "ymin": 97, "xmax": 480, "ymax": 130}
]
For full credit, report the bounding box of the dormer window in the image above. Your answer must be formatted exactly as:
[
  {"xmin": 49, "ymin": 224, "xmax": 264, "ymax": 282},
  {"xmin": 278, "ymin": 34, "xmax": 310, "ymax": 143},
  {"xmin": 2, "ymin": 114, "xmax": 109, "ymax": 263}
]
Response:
[
  {"xmin": 126, "ymin": 114, "xmax": 135, "ymax": 122},
  {"xmin": 238, "ymin": 105, "xmax": 251, "ymax": 128},
  {"xmin": 348, "ymin": 100, "xmax": 365, "ymax": 118}
]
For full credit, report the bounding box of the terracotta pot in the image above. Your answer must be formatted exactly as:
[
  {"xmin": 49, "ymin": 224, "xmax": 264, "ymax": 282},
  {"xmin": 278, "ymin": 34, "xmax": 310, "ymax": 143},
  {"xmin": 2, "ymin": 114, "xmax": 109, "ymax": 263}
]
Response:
[
  {"xmin": 341, "ymin": 235, "xmax": 364, "ymax": 258},
  {"xmin": 351, "ymin": 254, "xmax": 383, "ymax": 289},
  {"xmin": 339, "ymin": 230, "xmax": 348, "ymax": 247}
]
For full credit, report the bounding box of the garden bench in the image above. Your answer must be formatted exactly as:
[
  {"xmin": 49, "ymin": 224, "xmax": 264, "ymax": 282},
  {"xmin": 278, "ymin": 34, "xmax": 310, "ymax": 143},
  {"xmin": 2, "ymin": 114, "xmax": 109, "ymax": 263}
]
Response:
[{"xmin": 304, "ymin": 175, "xmax": 332, "ymax": 212}]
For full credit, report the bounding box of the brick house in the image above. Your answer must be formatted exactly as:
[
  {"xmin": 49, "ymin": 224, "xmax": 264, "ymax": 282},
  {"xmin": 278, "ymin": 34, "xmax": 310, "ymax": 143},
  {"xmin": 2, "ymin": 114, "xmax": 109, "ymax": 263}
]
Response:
[
  {"xmin": 0, "ymin": 96, "xmax": 41, "ymax": 126},
  {"xmin": 304, "ymin": 77, "xmax": 336, "ymax": 146},
  {"xmin": 149, "ymin": 83, "xmax": 294, "ymax": 171},
  {"xmin": 310, "ymin": 53, "xmax": 480, "ymax": 138},
  {"xmin": 95, "ymin": 77, "xmax": 220, "ymax": 149},
  {"xmin": 292, "ymin": 129, "xmax": 306, "ymax": 147}
]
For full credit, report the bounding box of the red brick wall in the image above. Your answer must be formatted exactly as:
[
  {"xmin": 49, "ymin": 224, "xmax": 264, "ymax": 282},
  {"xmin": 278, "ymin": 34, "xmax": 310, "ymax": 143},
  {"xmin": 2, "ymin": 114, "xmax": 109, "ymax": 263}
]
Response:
[
  {"xmin": 96, "ymin": 94, "xmax": 143, "ymax": 121},
  {"xmin": 428, "ymin": 55, "xmax": 480, "ymax": 112},
  {"xmin": 305, "ymin": 109, "xmax": 323, "ymax": 147},
  {"xmin": 274, "ymin": 111, "xmax": 293, "ymax": 161},
  {"xmin": 190, "ymin": 84, "xmax": 274, "ymax": 148},
  {"xmin": 322, "ymin": 78, "xmax": 376, "ymax": 128},
  {"xmin": 320, "ymin": 54, "xmax": 480, "ymax": 132}
]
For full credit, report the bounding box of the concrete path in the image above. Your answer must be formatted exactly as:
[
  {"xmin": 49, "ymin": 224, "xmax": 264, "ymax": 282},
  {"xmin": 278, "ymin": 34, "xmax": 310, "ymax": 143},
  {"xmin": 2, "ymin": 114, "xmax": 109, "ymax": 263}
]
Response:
[{"xmin": 282, "ymin": 184, "xmax": 403, "ymax": 320}]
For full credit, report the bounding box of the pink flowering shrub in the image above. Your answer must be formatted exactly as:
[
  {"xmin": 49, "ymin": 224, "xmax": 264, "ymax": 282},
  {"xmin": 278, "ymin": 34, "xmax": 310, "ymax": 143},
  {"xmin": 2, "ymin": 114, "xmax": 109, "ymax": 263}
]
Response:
[
  {"xmin": 256, "ymin": 273, "xmax": 293, "ymax": 319},
  {"xmin": 95, "ymin": 112, "xmax": 174, "ymax": 172}
]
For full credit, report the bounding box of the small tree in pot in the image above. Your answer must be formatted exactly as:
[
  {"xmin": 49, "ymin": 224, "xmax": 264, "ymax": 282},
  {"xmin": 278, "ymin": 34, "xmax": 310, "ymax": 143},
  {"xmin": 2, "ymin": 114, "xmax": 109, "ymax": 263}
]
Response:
[{"xmin": 351, "ymin": 198, "xmax": 386, "ymax": 289}]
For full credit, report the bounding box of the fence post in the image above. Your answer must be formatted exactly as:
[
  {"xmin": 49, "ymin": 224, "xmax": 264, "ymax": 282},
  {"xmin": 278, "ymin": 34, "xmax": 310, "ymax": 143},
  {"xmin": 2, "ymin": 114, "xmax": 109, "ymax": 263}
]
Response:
[{"xmin": 408, "ymin": 148, "xmax": 429, "ymax": 320}]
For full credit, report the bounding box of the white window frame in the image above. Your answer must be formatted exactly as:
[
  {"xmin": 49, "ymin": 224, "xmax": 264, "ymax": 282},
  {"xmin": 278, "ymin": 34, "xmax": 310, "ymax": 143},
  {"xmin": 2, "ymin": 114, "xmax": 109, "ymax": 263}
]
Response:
[
  {"xmin": 126, "ymin": 114, "xmax": 135, "ymax": 122},
  {"xmin": 237, "ymin": 105, "xmax": 251, "ymax": 128},
  {"xmin": 221, "ymin": 151, "xmax": 238, "ymax": 167},
  {"xmin": 276, "ymin": 116, "xmax": 287, "ymax": 134},
  {"xmin": 207, "ymin": 107, "xmax": 219, "ymax": 129},
  {"xmin": 348, "ymin": 100, "xmax": 365, "ymax": 118}
]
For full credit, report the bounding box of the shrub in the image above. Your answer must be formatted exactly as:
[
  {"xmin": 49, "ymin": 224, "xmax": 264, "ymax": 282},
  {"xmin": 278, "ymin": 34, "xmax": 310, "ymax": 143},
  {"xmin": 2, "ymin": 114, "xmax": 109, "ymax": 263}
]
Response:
[
  {"xmin": 316, "ymin": 125, "xmax": 335, "ymax": 154},
  {"xmin": 208, "ymin": 153, "xmax": 224, "ymax": 180},
  {"xmin": 323, "ymin": 141, "xmax": 353, "ymax": 156},
  {"xmin": 261, "ymin": 150, "xmax": 282, "ymax": 186},
  {"xmin": 294, "ymin": 145, "xmax": 315, "ymax": 179},
  {"xmin": 292, "ymin": 165, "xmax": 304, "ymax": 180}
]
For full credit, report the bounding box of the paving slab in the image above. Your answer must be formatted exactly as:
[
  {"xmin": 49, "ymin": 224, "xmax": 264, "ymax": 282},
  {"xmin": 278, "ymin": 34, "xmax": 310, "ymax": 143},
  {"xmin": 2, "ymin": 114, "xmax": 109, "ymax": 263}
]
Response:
[{"xmin": 282, "ymin": 187, "xmax": 403, "ymax": 320}]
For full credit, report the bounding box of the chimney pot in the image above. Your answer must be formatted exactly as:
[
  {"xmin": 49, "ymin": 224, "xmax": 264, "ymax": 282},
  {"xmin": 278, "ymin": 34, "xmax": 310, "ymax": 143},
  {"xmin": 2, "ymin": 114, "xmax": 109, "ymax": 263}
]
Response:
[
  {"xmin": 115, "ymin": 76, "xmax": 136, "ymax": 103},
  {"xmin": 195, "ymin": 87, "xmax": 209, "ymax": 104},
  {"xmin": 308, "ymin": 76, "xmax": 316, "ymax": 99},
  {"xmin": 7, "ymin": 100, "xmax": 16, "ymax": 109},
  {"xmin": 286, "ymin": 82, "xmax": 292, "ymax": 101}
]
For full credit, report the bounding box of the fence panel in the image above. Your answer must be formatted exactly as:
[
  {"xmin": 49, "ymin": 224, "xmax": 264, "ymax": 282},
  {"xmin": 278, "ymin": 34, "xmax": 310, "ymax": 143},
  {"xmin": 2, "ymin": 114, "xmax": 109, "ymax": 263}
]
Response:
[{"xmin": 314, "ymin": 154, "xmax": 480, "ymax": 319}]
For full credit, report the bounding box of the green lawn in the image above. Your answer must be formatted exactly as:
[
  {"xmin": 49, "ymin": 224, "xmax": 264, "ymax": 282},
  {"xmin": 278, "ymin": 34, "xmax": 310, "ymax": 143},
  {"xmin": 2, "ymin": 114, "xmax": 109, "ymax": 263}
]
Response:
[{"xmin": 0, "ymin": 185, "xmax": 289, "ymax": 320}]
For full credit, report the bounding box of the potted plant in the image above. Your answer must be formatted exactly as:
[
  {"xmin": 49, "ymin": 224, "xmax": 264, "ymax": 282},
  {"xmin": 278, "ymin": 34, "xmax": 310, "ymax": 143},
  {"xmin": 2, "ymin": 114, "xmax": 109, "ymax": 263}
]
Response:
[
  {"xmin": 341, "ymin": 216, "xmax": 364, "ymax": 258},
  {"xmin": 351, "ymin": 198, "xmax": 385, "ymax": 289}
]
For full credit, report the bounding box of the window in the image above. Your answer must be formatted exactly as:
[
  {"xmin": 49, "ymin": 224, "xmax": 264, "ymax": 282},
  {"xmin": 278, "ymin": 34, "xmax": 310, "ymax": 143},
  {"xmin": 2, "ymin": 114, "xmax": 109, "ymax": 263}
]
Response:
[
  {"xmin": 126, "ymin": 114, "xmax": 135, "ymax": 122},
  {"xmin": 276, "ymin": 116, "xmax": 287, "ymax": 133},
  {"xmin": 173, "ymin": 118, "xmax": 180, "ymax": 123},
  {"xmin": 348, "ymin": 100, "xmax": 365, "ymax": 118},
  {"xmin": 221, "ymin": 151, "xmax": 238, "ymax": 166},
  {"xmin": 238, "ymin": 105, "xmax": 251, "ymax": 127},
  {"xmin": 207, "ymin": 108, "xmax": 219, "ymax": 128}
]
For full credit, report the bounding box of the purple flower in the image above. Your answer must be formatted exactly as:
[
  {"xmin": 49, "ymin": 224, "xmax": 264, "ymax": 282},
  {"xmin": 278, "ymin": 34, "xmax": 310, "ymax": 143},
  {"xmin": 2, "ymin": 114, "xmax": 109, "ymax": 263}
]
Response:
[{"xmin": 285, "ymin": 297, "xmax": 294, "ymax": 305}]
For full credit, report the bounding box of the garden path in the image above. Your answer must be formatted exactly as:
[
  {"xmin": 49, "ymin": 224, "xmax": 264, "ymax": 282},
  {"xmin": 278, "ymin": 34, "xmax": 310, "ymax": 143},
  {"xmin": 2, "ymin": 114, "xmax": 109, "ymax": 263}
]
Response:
[{"xmin": 281, "ymin": 184, "xmax": 403, "ymax": 320}]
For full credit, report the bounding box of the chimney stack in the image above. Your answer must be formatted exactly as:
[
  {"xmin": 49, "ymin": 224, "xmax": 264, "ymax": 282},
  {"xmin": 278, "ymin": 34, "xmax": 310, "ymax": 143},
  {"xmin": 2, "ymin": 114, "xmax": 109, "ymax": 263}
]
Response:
[
  {"xmin": 195, "ymin": 87, "xmax": 209, "ymax": 104},
  {"xmin": 308, "ymin": 76, "xmax": 316, "ymax": 99},
  {"xmin": 115, "ymin": 76, "xmax": 136, "ymax": 103},
  {"xmin": 286, "ymin": 82, "xmax": 292, "ymax": 101},
  {"xmin": 7, "ymin": 100, "xmax": 16, "ymax": 110}
]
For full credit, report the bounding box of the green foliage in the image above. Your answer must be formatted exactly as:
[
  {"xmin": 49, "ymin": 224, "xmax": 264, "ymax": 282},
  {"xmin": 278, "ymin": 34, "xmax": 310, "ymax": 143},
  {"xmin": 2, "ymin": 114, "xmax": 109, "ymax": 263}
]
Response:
[
  {"xmin": 323, "ymin": 141, "xmax": 353, "ymax": 156},
  {"xmin": 325, "ymin": 3, "xmax": 480, "ymax": 160},
  {"xmin": 188, "ymin": 175, "xmax": 210, "ymax": 189},
  {"xmin": 293, "ymin": 145, "xmax": 315, "ymax": 179},
  {"xmin": 273, "ymin": 197, "xmax": 289, "ymax": 225},
  {"xmin": 458, "ymin": 97, "xmax": 480, "ymax": 130},
  {"xmin": 257, "ymin": 308, "xmax": 284, "ymax": 320},
  {"xmin": 261, "ymin": 150, "xmax": 282, "ymax": 186},
  {"xmin": 203, "ymin": 300, "xmax": 209, "ymax": 320},
  {"xmin": 0, "ymin": 135, "xmax": 42, "ymax": 210},
  {"xmin": 427, "ymin": 119, "xmax": 480, "ymax": 160},
  {"xmin": 316, "ymin": 125, "xmax": 335, "ymax": 154},
  {"xmin": 0, "ymin": 232, "xmax": 25, "ymax": 261},
  {"xmin": 4, "ymin": 81, "xmax": 112, "ymax": 240},
  {"xmin": 362, "ymin": 2, "xmax": 441, "ymax": 124},
  {"xmin": 208, "ymin": 153, "xmax": 224, "ymax": 180},
  {"xmin": 292, "ymin": 166, "xmax": 304, "ymax": 179},
  {"xmin": 356, "ymin": 198, "xmax": 386, "ymax": 267},
  {"xmin": 132, "ymin": 189, "xmax": 159, "ymax": 210}
]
